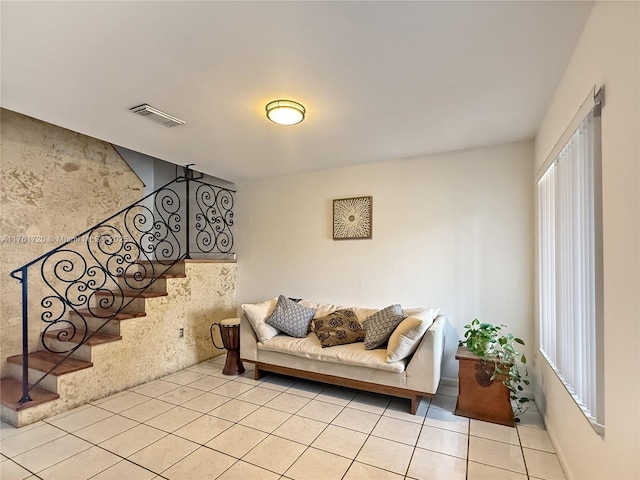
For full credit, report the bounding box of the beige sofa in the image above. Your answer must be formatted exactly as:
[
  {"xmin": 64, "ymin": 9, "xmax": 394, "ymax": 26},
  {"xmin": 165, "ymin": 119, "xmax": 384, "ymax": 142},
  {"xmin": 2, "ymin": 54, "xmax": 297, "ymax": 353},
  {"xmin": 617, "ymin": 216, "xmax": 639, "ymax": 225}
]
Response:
[{"xmin": 239, "ymin": 299, "xmax": 447, "ymax": 414}]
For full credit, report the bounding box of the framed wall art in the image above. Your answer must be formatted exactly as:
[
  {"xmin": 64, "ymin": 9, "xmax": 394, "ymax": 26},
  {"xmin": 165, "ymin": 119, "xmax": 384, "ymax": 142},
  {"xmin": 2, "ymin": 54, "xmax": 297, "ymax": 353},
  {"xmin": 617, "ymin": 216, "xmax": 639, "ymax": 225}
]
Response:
[{"xmin": 333, "ymin": 196, "xmax": 373, "ymax": 240}]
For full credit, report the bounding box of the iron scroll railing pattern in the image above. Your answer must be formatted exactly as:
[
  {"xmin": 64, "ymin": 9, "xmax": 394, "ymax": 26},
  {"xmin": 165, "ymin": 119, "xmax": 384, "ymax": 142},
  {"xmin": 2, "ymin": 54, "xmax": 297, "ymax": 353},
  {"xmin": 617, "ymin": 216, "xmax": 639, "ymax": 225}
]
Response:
[
  {"xmin": 193, "ymin": 179, "xmax": 234, "ymax": 254},
  {"xmin": 9, "ymin": 172, "xmax": 235, "ymax": 403}
]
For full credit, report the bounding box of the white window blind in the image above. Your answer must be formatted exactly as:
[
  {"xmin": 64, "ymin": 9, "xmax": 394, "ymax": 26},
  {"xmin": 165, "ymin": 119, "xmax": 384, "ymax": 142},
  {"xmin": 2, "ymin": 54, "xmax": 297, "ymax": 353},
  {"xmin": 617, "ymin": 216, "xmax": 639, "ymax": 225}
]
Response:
[{"xmin": 537, "ymin": 90, "xmax": 604, "ymax": 434}]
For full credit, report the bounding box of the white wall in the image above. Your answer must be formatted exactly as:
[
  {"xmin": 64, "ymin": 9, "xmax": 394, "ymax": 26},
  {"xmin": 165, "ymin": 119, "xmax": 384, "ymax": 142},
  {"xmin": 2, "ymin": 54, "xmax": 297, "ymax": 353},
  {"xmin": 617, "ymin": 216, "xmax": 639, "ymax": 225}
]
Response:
[
  {"xmin": 534, "ymin": 2, "xmax": 639, "ymax": 479},
  {"xmin": 114, "ymin": 146, "xmax": 155, "ymax": 195},
  {"xmin": 236, "ymin": 141, "xmax": 534, "ymax": 380}
]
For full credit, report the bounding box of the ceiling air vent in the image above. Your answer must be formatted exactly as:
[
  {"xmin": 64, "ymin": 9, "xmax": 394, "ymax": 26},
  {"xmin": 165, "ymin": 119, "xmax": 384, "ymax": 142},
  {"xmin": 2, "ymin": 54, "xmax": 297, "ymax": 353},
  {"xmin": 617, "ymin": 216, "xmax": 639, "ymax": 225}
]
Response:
[{"xmin": 129, "ymin": 104, "xmax": 186, "ymax": 127}]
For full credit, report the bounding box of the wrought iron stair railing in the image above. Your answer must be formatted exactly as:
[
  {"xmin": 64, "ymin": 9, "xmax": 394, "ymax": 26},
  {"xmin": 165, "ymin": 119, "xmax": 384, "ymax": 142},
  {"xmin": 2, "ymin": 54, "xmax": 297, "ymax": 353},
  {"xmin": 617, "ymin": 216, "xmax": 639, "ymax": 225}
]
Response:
[{"xmin": 9, "ymin": 167, "xmax": 235, "ymax": 405}]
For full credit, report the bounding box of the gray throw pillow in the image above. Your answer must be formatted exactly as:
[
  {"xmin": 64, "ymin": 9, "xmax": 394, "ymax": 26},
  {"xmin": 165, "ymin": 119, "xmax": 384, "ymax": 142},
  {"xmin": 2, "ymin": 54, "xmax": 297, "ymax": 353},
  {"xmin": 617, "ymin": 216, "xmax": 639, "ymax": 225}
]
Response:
[
  {"xmin": 265, "ymin": 295, "xmax": 316, "ymax": 338},
  {"xmin": 363, "ymin": 304, "xmax": 406, "ymax": 350}
]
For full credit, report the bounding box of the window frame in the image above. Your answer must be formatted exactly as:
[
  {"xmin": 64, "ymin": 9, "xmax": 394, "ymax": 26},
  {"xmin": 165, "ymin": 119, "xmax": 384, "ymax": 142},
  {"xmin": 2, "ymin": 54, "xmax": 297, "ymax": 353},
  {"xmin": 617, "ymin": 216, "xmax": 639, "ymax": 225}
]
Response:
[{"xmin": 536, "ymin": 87, "xmax": 605, "ymax": 435}]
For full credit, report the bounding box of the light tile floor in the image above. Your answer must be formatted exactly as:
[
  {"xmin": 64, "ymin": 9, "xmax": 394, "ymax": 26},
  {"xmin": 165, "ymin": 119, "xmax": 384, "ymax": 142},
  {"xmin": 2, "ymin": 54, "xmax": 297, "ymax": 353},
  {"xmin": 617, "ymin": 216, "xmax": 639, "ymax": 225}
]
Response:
[{"xmin": 0, "ymin": 356, "xmax": 566, "ymax": 480}]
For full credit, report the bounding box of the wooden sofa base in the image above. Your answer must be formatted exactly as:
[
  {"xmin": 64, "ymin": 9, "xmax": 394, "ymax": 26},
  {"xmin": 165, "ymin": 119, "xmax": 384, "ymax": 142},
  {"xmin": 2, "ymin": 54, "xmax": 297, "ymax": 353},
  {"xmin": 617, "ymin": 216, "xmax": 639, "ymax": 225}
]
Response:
[{"xmin": 244, "ymin": 359, "xmax": 433, "ymax": 415}]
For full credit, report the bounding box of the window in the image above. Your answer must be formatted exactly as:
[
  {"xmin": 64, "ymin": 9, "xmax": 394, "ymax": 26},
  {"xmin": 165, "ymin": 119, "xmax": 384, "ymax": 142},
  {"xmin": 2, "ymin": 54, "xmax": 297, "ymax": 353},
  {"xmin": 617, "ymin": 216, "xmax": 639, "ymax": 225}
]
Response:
[{"xmin": 537, "ymin": 88, "xmax": 604, "ymax": 433}]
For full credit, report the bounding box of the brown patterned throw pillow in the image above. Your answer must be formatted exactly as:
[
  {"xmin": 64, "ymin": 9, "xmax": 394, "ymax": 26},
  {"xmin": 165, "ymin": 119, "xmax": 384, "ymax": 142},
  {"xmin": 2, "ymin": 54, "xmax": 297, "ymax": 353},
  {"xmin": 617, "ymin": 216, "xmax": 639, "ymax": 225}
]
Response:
[{"xmin": 313, "ymin": 309, "xmax": 365, "ymax": 347}]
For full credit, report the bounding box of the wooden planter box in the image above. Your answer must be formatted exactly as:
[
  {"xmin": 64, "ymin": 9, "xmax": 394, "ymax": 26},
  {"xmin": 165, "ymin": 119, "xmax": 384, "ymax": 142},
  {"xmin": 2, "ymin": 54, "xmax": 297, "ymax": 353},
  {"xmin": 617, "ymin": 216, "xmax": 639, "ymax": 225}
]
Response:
[{"xmin": 454, "ymin": 346, "xmax": 515, "ymax": 427}]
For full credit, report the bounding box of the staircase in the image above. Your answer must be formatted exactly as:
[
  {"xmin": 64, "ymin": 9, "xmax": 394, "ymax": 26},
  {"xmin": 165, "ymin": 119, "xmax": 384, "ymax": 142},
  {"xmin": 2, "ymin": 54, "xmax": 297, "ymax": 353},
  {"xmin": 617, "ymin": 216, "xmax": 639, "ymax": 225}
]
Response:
[
  {"xmin": 1, "ymin": 259, "xmax": 236, "ymax": 427},
  {"xmin": 1, "ymin": 170, "xmax": 237, "ymax": 427}
]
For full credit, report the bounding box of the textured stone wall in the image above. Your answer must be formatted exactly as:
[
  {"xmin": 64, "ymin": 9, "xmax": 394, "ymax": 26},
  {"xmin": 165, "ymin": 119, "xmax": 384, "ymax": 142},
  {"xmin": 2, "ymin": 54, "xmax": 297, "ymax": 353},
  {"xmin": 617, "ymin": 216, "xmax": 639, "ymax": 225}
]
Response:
[{"xmin": 0, "ymin": 109, "xmax": 144, "ymax": 375}]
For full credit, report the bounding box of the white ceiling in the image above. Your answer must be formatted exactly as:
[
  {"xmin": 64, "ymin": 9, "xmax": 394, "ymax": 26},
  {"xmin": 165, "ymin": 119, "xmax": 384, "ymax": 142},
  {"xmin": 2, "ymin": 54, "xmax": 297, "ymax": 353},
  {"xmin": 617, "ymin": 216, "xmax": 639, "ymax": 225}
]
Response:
[{"xmin": 1, "ymin": 1, "xmax": 593, "ymax": 183}]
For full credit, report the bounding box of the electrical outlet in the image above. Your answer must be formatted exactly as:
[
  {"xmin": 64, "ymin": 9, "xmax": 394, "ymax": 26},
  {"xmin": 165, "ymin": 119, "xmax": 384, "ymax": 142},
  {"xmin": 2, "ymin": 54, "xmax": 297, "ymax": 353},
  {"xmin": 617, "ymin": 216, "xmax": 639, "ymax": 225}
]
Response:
[{"xmin": 179, "ymin": 327, "xmax": 184, "ymax": 338}]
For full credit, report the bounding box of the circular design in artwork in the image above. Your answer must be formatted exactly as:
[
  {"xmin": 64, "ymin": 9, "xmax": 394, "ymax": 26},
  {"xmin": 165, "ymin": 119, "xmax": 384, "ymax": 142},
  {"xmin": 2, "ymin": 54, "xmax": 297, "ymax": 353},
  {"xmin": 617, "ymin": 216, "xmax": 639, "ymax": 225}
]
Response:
[{"xmin": 333, "ymin": 196, "xmax": 372, "ymax": 240}]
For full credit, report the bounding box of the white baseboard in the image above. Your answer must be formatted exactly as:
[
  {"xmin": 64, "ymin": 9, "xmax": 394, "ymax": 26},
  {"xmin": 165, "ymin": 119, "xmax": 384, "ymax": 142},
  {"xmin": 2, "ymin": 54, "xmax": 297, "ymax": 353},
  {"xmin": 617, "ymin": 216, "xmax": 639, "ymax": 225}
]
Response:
[{"xmin": 439, "ymin": 377, "xmax": 458, "ymax": 387}]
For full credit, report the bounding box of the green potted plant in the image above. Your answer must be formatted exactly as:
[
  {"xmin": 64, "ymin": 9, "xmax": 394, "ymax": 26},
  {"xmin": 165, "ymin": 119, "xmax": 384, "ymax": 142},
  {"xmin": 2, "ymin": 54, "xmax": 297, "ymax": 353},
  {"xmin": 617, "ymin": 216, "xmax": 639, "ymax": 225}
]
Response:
[{"xmin": 458, "ymin": 319, "xmax": 531, "ymax": 419}]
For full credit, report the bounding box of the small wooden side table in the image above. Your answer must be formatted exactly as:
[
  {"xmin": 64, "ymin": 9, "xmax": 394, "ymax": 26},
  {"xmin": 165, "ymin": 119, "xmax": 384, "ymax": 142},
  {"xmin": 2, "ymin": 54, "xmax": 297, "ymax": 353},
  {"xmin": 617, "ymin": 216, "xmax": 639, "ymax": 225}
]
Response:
[
  {"xmin": 454, "ymin": 346, "xmax": 515, "ymax": 427},
  {"xmin": 211, "ymin": 318, "xmax": 245, "ymax": 376}
]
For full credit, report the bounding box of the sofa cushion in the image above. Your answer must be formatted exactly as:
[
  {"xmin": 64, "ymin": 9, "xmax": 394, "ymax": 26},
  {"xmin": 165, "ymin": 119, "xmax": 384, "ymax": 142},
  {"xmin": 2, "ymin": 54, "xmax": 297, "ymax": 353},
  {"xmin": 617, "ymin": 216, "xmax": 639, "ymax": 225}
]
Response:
[
  {"xmin": 258, "ymin": 334, "xmax": 407, "ymax": 373},
  {"xmin": 313, "ymin": 309, "xmax": 365, "ymax": 347},
  {"xmin": 242, "ymin": 297, "xmax": 280, "ymax": 343},
  {"xmin": 265, "ymin": 295, "xmax": 316, "ymax": 338},
  {"xmin": 362, "ymin": 304, "xmax": 406, "ymax": 350},
  {"xmin": 386, "ymin": 308, "xmax": 440, "ymax": 362}
]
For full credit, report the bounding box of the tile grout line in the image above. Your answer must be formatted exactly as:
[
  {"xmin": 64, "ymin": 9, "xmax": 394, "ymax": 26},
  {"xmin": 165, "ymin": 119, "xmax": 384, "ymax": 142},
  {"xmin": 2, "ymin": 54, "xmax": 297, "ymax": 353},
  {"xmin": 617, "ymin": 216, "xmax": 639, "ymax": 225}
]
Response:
[
  {"xmin": 400, "ymin": 399, "xmax": 429, "ymax": 479},
  {"xmin": 41, "ymin": 416, "xmax": 172, "ymax": 479},
  {"xmin": 45, "ymin": 385, "xmax": 255, "ymax": 479},
  {"xmin": 465, "ymin": 404, "xmax": 471, "ymax": 480},
  {"xmin": 466, "ymin": 420, "xmax": 536, "ymax": 479},
  {"xmin": 339, "ymin": 401, "xmax": 401, "ymax": 480},
  {"xmin": 282, "ymin": 393, "xmax": 353, "ymax": 477},
  {"xmin": 211, "ymin": 380, "xmax": 343, "ymax": 478},
  {"xmin": 61, "ymin": 396, "xmax": 264, "ymax": 480},
  {"xmin": 1, "ymin": 455, "xmax": 41, "ymax": 479},
  {"xmin": 516, "ymin": 425, "xmax": 532, "ymax": 479}
]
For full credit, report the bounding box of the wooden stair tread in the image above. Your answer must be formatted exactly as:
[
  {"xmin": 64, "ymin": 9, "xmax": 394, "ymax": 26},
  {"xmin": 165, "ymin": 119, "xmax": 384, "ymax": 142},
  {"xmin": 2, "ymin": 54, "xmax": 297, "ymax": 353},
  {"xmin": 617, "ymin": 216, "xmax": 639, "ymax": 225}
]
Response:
[
  {"xmin": 73, "ymin": 308, "xmax": 146, "ymax": 320},
  {"xmin": 119, "ymin": 272, "xmax": 186, "ymax": 279},
  {"xmin": 135, "ymin": 259, "xmax": 184, "ymax": 265},
  {"xmin": 0, "ymin": 378, "xmax": 59, "ymax": 411},
  {"xmin": 94, "ymin": 289, "xmax": 168, "ymax": 298},
  {"xmin": 7, "ymin": 351, "xmax": 93, "ymax": 375},
  {"xmin": 43, "ymin": 328, "xmax": 122, "ymax": 346}
]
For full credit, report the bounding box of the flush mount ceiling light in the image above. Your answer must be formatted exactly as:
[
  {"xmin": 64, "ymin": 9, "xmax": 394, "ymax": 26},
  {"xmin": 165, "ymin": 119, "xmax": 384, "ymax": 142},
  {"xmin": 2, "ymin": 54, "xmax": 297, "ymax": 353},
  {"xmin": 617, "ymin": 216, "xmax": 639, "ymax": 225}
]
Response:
[{"xmin": 265, "ymin": 99, "xmax": 305, "ymax": 126}]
